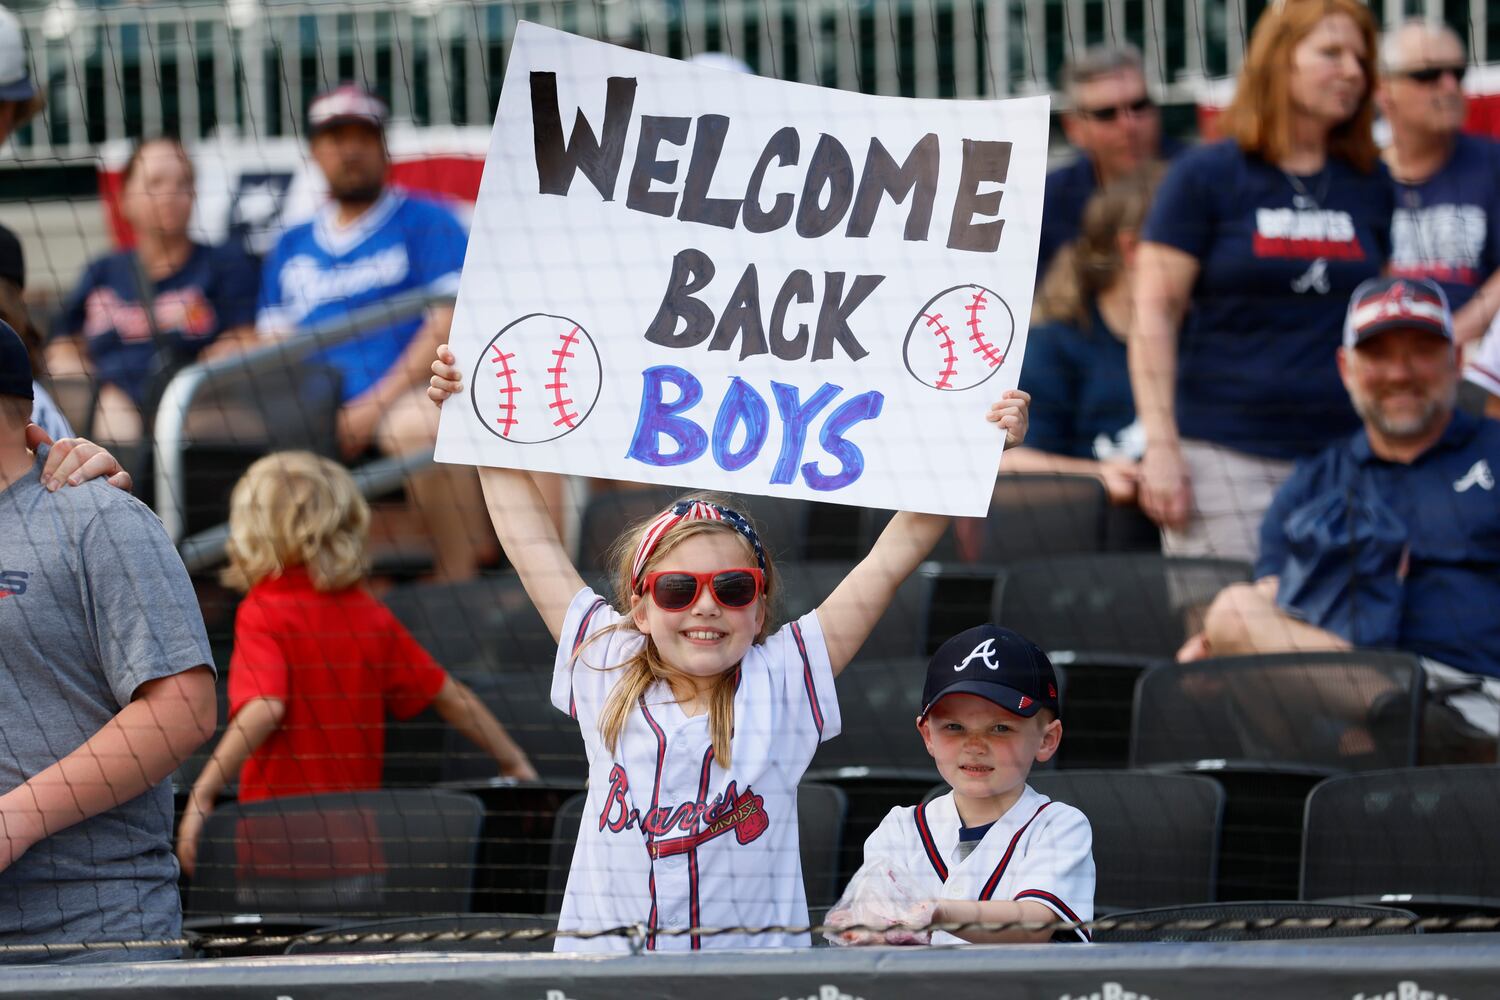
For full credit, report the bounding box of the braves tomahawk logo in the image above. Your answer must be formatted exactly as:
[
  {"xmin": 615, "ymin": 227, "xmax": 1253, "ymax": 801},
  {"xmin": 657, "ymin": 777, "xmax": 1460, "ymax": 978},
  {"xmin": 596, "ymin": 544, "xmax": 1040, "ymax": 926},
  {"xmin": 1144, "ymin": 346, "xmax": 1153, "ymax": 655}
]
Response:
[
  {"xmin": 470, "ymin": 313, "xmax": 604, "ymax": 444},
  {"xmin": 903, "ymin": 284, "xmax": 1014, "ymax": 391},
  {"xmin": 598, "ymin": 765, "xmax": 770, "ymax": 855}
]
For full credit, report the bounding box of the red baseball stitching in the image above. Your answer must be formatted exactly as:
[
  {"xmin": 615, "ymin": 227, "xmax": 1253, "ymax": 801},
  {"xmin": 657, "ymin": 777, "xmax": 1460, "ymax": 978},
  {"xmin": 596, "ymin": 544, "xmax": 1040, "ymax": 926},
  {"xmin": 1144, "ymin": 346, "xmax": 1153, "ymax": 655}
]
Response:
[
  {"xmin": 547, "ymin": 325, "xmax": 581, "ymax": 429},
  {"xmin": 490, "ymin": 344, "xmax": 520, "ymax": 437},
  {"xmin": 924, "ymin": 312, "xmax": 959, "ymax": 389},
  {"xmin": 966, "ymin": 289, "xmax": 1005, "ymax": 368}
]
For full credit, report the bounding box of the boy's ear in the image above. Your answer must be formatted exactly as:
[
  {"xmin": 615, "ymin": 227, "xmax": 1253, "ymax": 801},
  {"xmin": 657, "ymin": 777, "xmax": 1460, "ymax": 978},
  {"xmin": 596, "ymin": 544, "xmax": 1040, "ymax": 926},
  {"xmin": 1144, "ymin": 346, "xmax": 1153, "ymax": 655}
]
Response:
[
  {"xmin": 1034, "ymin": 718, "xmax": 1063, "ymax": 764},
  {"xmin": 916, "ymin": 715, "xmax": 936, "ymax": 758}
]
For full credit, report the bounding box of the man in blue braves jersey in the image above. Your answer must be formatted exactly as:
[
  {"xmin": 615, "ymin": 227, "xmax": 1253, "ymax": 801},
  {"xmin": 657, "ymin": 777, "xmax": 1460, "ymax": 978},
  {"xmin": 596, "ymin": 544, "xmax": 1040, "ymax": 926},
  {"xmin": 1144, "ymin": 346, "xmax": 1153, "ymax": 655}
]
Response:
[
  {"xmin": 1378, "ymin": 21, "xmax": 1500, "ymax": 359},
  {"xmin": 259, "ymin": 84, "xmax": 492, "ymax": 580}
]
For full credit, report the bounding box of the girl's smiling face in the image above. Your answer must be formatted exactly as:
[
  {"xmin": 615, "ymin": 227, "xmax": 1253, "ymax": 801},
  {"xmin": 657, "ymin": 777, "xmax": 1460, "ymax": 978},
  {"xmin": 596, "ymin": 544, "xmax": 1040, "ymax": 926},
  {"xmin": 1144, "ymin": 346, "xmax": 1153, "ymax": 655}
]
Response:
[{"xmin": 631, "ymin": 531, "xmax": 766, "ymax": 694}]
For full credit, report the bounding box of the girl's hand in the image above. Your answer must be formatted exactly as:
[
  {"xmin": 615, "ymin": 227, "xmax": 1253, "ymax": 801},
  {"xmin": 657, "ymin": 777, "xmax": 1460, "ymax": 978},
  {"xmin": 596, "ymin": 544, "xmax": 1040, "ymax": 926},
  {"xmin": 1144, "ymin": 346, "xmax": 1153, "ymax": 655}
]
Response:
[
  {"xmin": 428, "ymin": 344, "xmax": 466, "ymax": 408},
  {"xmin": 987, "ymin": 389, "xmax": 1031, "ymax": 450},
  {"xmin": 499, "ymin": 750, "xmax": 540, "ymax": 782}
]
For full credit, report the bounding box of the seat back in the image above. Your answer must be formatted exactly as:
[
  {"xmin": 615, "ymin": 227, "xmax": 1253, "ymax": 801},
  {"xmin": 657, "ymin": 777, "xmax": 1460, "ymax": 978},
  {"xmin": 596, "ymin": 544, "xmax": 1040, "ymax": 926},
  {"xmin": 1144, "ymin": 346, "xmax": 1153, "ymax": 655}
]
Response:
[
  {"xmin": 1131, "ymin": 651, "xmax": 1424, "ymax": 772},
  {"xmin": 976, "ymin": 474, "xmax": 1112, "ymax": 562},
  {"xmin": 993, "ymin": 554, "xmax": 1250, "ymax": 658},
  {"xmin": 1302, "ymin": 765, "xmax": 1500, "ymax": 905},
  {"xmin": 189, "ymin": 790, "xmax": 485, "ymax": 918},
  {"xmin": 1030, "ymin": 770, "xmax": 1223, "ymax": 911},
  {"xmin": 1092, "ymin": 901, "xmax": 1418, "ymax": 942}
]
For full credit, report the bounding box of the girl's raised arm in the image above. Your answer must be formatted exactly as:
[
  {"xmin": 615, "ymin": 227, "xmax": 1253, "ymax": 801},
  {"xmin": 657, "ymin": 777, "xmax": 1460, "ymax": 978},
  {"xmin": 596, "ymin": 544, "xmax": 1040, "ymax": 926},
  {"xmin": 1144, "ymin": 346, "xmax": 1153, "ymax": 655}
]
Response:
[
  {"xmin": 817, "ymin": 390, "xmax": 1029, "ymax": 676},
  {"xmin": 431, "ymin": 345, "xmax": 584, "ymax": 641}
]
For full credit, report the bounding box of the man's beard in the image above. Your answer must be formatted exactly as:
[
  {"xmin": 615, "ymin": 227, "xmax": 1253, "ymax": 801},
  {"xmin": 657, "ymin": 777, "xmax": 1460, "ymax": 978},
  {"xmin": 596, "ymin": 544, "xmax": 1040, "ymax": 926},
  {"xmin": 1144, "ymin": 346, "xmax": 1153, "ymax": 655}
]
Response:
[
  {"xmin": 330, "ymin": 177, "xmax": 384, "ymax": 207},
  {"xmin": 1352, "ymin": 385, "xmax": 1455, "ymax": 439}
]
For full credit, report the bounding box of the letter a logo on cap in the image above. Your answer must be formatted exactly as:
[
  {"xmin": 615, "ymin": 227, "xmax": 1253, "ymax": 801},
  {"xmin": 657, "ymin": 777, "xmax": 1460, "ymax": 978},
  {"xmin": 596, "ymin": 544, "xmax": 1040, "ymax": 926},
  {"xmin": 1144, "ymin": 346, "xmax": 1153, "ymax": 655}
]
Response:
[
  {"xmin": 1018, "ymin": 696, "xmax": 1033, "ymax": 710},
  {"xmin": 955, "ymin": 638, "xmax": 1000, "ymax": 672}
]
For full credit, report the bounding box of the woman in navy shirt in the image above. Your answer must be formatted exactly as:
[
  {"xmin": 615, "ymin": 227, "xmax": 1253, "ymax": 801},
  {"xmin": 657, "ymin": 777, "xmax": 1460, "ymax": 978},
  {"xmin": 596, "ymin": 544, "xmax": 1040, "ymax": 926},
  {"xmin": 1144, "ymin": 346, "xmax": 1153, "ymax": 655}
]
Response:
[
  {"xmin": 1131, "ymin": 0, "xmax": 1392, "ymax": 562},
  {"xmin": 49, "ymin": 138, "xmax": 259, "ymax": 445},
  {"xmin": 1012, "ymin": 168, "xmax": 1163, "ymax": 505}
]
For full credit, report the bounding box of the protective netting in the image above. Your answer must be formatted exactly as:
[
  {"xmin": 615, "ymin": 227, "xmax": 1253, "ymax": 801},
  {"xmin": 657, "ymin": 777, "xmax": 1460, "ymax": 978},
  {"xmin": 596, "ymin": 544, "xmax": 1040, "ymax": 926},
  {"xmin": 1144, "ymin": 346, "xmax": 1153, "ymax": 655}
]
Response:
[{"xmin": 2, "ymin": 0, "xmax": 1499, "ymax": 969}]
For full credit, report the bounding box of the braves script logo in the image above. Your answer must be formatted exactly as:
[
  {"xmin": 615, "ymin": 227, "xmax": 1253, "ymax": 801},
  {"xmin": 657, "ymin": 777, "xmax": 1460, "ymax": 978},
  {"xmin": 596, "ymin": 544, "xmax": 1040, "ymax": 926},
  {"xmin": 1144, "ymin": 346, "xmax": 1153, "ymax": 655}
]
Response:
[
  {"xmin": 1253, "ymin": 208, "xmax": 1365, "ymax": 261},
  {"xmin": 903, "ymin": 284, "xmax": 1014, "ymax": 391},
  {"xmin": 470, "ymin": 314, "xmax": 604, "ymax": 444},
  {"xmin": 598, "ymin": 765, "xmax": 770, "ymax": 855}
]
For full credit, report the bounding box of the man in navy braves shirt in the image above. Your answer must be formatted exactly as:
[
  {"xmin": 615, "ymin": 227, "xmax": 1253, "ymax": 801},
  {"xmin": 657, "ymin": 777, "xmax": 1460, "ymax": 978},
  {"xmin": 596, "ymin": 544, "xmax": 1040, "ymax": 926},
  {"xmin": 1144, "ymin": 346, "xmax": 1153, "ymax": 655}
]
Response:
[
  {"xmin": 1038, "ymin": 44, "xmax": 1179, "ymax": 280},
  {"xmin": 1184, "ymin": 277, "xmax": 1500, "ymax": 731},
  {"xmin": 1377, "ymin": 20, "xmax": 1500, "ymax": 419},
  {"xmin": 259, "ymin": 84, "xmax": 492, "ymax": 580}
]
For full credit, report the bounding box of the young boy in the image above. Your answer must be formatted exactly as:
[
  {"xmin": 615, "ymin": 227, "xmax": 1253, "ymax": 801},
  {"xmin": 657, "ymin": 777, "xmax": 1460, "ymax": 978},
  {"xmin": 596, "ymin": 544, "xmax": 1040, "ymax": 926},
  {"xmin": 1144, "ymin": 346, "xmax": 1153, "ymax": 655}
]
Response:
[{"xmin": 832, "ymin": 624, "xmax": 1094, "ymax": 944}]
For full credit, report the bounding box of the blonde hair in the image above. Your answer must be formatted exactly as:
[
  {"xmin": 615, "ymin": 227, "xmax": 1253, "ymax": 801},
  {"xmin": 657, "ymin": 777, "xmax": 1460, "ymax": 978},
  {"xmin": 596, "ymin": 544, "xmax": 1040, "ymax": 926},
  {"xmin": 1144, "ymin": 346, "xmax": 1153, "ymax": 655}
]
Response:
[
  {"xmin": 222, "ymin": 451, "xmax": 370, "ymax": 593},
  {"xmin": 1219, "ymin": 0, "xmax": 1381, "ymax": 173},
  {"xmin": 590, "ymin": 493, "xmax": 777, "ymax": 768},
  {"xmin": 1034, "ymin": 165, "xmax": 1165, "ymax": 329}
]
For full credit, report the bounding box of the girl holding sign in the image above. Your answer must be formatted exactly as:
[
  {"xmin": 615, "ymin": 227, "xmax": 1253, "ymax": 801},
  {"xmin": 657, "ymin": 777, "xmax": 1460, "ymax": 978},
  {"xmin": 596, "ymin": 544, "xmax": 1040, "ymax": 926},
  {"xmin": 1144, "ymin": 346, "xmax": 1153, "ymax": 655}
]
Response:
[{"xmin": 428, "ymin": 345, "xmax": 1028, "ymax": 951}]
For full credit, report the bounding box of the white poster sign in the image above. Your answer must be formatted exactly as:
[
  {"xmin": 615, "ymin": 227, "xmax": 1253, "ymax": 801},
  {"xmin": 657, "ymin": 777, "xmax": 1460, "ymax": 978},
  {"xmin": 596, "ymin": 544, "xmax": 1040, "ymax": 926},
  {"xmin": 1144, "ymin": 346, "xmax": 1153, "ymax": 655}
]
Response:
[{"xmin": 437, "ymin": 22, "xmax": 1049, "ymax": 516}]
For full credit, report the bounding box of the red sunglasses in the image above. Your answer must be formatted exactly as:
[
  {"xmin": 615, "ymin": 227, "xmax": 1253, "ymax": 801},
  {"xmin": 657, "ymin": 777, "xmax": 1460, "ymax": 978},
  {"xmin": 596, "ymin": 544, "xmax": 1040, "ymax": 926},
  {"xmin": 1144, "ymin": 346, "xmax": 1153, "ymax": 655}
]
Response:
[{"xmin": 639, "ymin": 568, "xmax": 765, "ymax": 611}]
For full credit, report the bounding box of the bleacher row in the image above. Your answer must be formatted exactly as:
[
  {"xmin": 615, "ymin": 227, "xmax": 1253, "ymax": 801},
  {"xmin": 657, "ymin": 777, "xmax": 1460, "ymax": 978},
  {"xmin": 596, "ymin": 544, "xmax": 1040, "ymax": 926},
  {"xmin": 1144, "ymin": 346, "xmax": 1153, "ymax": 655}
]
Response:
[{"xmin": 170, "ymin": 473, "xmax": 1500, "ymax": 953}]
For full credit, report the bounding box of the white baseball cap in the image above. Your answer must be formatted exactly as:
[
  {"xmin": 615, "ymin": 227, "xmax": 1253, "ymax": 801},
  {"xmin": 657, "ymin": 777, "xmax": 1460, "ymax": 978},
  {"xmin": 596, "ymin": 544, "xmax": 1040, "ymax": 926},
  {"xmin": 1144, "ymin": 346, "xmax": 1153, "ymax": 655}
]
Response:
[{"xmin": 0, "ymin": 7, "xmax": 37, "ymax": 104}]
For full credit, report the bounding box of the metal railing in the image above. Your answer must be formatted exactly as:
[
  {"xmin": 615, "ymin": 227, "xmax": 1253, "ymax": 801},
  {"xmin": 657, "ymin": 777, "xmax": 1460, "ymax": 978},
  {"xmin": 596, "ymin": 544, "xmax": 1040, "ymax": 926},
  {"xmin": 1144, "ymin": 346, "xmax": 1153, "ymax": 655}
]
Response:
[
  {"xmin": 152, "ymin": 287, "xmax": 449, "ymax": 553},
  {"xmin": 4, "ymin": 0, "xmax": 1483, "ymax": 165}
]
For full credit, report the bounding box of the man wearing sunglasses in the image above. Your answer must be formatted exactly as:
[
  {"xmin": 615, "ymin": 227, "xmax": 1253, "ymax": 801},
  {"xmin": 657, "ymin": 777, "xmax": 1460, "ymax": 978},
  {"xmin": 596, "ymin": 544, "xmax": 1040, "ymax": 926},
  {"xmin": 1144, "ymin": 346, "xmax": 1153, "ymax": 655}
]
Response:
[
  {"xmin": 1379, "ymin": 20, "xmax": 1500, "ymax": 419},
  {"xmin": 1037, "ymin": 44, "xmax": 1180, "ymax": 280}
]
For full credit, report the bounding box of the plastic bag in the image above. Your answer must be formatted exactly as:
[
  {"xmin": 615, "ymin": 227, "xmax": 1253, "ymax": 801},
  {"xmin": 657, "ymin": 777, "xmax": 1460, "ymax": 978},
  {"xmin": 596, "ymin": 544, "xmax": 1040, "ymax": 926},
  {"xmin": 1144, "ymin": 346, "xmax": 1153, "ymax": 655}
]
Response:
[{"xmin": 823, "ymin": 859, "xmax": 937, "ymax": 946}]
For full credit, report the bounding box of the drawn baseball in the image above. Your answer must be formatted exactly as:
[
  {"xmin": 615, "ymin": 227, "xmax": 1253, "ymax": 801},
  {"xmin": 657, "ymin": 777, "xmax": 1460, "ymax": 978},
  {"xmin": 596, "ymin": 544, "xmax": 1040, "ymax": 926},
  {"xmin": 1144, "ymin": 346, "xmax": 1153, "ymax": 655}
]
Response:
[
  {"xmin": 470, "ymin": 313, "xmax": 603, "ymax": 444},
  {"xmin": 902, "ymin": 284, "xmax": 1014, "ymax": 391}
]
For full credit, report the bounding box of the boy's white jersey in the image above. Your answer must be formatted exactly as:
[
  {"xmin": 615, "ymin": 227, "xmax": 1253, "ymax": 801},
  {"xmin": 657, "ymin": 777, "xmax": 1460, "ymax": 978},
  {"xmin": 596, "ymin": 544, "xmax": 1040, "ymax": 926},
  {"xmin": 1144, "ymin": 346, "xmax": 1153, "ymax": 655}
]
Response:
[
  {"xmin": 863, "ymin": 785, "xmax": 1095, "ymax": 943},
  {"xmin": 550, "ymin": 587, "xmax": 841, "ymax": 952}
]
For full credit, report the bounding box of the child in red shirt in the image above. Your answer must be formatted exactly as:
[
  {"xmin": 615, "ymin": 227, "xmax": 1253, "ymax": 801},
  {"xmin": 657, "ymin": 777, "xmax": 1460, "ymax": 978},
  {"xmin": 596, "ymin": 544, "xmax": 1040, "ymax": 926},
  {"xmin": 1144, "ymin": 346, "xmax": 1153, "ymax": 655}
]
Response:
[{"xmin": 175, "ymin": 451, "xmax": 535, "ymax": 876}]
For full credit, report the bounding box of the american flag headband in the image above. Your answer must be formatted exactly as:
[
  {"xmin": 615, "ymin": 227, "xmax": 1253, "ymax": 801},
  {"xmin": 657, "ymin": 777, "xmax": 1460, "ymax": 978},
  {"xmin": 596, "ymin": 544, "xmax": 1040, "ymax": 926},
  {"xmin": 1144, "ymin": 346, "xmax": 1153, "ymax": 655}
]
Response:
[{"xmin": 630, "ymin": 500, "xmax": 767, "ymax": 592}]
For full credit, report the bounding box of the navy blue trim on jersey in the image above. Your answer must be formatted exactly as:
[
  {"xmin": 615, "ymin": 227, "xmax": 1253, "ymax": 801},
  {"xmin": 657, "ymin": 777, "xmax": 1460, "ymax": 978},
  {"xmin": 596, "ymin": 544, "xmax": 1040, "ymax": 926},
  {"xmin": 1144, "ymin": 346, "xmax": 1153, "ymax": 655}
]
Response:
[
  {"xmin": 978, "ymin": 802, "xmax": 1053, "ymax": 901},
  {"xmin": 791, "ymin": 621, "xmax": 824, "ymax": 738},
  {"xmin": 913, "ymin": 802, "xmax": 949, "ymax": 882},
  {"xmin": 639, "ymin": 700, "xmax": 669, "ymax": 951},
  {"xmin": 568, "ymin": 598, "xmax": 608, "ymax": 719},
  {"xmin": 689, "ymin": 746, "xmax": 715, "ymax": 950},
  {"xmin": 1015, "ymin": 888, "xmax": 1091, "ymax": 941}
]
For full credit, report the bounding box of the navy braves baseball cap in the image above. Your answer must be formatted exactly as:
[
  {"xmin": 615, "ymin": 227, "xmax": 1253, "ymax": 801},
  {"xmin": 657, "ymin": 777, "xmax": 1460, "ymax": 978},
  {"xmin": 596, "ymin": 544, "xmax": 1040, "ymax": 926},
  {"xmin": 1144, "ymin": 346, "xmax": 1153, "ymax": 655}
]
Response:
[
  {"xmin": 0, "ymin": 320, "xmax": 33, "ymax": 399},
  {"xmin": 307, "ymin": 83, "xmax": 388, "ymax": 136},
  {"xmin": 1344, "ymin": 276, "xmax": 1453, "ymax": 349},
  {"xmin": 920, "ymin": 624, "xmax": 1060, "ymax": 720}
]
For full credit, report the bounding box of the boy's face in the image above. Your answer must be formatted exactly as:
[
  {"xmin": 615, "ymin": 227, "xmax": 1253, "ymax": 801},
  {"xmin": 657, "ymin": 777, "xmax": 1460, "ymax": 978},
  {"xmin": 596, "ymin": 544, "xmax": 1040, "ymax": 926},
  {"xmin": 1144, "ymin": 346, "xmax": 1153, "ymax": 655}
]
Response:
[{"xmin": 918, "ymin": 693, "xmax": 1061, "ymax": 807}]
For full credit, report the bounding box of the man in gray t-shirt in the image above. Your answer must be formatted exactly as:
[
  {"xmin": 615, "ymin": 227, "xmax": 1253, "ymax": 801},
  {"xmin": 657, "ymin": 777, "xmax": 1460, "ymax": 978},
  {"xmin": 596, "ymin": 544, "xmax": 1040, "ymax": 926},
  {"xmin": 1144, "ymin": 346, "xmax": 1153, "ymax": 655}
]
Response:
[{"xmin": 0, "ymin": 324, "xmax": 216, "ymax": 963}]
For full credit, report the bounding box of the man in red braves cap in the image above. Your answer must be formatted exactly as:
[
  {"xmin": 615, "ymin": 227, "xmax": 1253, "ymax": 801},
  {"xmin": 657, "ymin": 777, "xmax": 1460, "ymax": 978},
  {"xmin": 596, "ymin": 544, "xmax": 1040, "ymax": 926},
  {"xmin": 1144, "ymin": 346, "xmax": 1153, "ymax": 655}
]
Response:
[
  {"xmin": 1185, "ymin": 276, "xmax": 1500, "ymax": 740},
  {"xmin": 258, "ymin": 83, "xmax": 494, "ymax": 580},
  {"xmin": 828, "ymin": 625, "xmax": 1094, "ymax": 946}
]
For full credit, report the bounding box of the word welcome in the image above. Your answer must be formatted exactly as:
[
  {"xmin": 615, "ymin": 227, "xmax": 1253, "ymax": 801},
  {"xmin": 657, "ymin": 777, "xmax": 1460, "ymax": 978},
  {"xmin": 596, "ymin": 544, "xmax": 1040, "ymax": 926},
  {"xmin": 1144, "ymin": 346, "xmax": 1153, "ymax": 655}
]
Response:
[{"xmin": 532, "ymin": 74, "xmax": 1014, "ymax": 253}]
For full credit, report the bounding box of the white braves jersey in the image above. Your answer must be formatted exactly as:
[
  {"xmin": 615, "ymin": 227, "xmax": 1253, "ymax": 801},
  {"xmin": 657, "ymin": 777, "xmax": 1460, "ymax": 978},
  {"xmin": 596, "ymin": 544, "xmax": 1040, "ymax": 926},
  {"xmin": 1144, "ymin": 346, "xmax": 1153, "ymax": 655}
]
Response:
[
  {"xmin": 550, "ymin": 587, "xmax": 841, "ymax": 953},
  {"xmin": 862, "ymin": 785, "xmax": 1095, "ymax": 944},
  {"xmin": 1467, "ymin": 318, "xmax": 1500, "ymax": 397}
]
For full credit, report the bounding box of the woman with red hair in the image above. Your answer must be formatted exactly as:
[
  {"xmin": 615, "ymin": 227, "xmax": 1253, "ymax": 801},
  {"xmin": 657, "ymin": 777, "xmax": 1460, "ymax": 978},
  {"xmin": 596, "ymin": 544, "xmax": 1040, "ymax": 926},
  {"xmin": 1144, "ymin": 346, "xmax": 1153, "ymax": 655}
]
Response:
[{"xmin": 1130, "ymin": 0, "xmax": 1392, "ymax": 560}]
